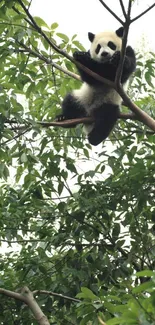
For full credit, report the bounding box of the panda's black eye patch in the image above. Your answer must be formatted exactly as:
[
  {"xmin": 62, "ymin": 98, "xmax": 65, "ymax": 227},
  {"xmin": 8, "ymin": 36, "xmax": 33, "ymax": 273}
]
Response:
[
  {"xmin": 95, "ymin": 44, "xmax": 101, "ymax": 54},
  {"xmin": 108, "ymin": 41, "xmax": 116, "ymax": 50}
]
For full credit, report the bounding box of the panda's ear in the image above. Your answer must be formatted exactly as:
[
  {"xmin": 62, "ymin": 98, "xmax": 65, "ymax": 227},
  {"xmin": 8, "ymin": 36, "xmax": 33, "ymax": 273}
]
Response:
[
  {"xmin": 116, "ymin": 27, "xmax": 124, "ymax": 38},
  {"xmin": 88, "ymin": 32, "xmax": 95, "ymax": 42}
]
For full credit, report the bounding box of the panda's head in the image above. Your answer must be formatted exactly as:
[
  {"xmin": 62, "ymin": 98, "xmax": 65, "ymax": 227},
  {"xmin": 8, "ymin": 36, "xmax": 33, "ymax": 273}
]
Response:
[{"xmin": 88, "ymin": 27, "xmax": 124, "ymax": 62}]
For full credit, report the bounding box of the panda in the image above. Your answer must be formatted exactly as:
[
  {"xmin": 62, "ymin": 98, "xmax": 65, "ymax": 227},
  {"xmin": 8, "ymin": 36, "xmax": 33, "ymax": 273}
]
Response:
[{"xmin": 56, "ymin": 27, "xmax": 136, "ymax": 146}]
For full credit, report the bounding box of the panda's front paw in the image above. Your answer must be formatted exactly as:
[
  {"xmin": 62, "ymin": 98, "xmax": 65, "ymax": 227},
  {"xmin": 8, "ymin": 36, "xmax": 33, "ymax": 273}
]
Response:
[
  {"xmin": 73, "ymin": 51, "xmax": 89, "ymax": 62},
  {"xmin": 110, "ymin": 51, "xmax": 121, "ymax": 66}
]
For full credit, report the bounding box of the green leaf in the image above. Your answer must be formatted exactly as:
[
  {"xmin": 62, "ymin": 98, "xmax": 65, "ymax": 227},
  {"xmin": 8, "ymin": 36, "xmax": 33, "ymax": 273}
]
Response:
[
  {"xmin": 135, "ymin": 270, "xmax": 155, "ymax": 277},
  {"xmin": 107, "ymin": 317, "xmax": 123, "ymax": 325},
  {"xmin": 77, "ymin": 287, "xmax": 98, "ymax": 300},
  {"xmin": 132, "ymin": 281, "xmax": 154, "ymax": 293},
  {"xmin": 56, "ymin": 33, "xmax": 69, "ymax": 42},
  {"xmin": 33, "ymin": 16, "xmax": 49, "ymax": 29},
  {"xmin": 20, "ymin": 152, "xmax": 27, "ymax": 163},
  {"xmin": 51, "ymin": 22, "xmax": 59, "ymax": 29}
]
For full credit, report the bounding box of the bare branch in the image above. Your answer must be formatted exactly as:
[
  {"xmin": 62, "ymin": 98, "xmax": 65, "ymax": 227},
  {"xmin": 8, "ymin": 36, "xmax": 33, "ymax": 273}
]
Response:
[
  {"xmin": 115, "ymin": 1, "xmax": 132, "ymax": 85},
  {"xmin": 39, "ymin": 113, "xmax": 139, "ymax": 129},
  {"xmin": 33, "ymin": 290, "xmax": 80, "ymax": 303},
  {"xmin": 119, "ymin": 0, "xmax": 127, "ymax": 18},
  {"xmin": 131, "ymin": 3, "xmax": 155, "ymax": 23},
  {"xmin": 117, "ymin": 85, "xmax": 155, "ymax": 131},
  {"xmin": 0, "ymin": 288, "xmax": 27, "ymax": 303},
  {"xmin": 98, "ymin": 0, "xmax": 124, "ymax": 25},
  {"xmin": 21, "ymin": 287, "xmax": 50, "ymax": 325}
]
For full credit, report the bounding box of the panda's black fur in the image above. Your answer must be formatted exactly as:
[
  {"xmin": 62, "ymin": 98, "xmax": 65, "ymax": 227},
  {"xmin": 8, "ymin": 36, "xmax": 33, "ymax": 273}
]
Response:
[{"xmin": 57, "ymin": 27, "xmax": 136, "ymax": 146}]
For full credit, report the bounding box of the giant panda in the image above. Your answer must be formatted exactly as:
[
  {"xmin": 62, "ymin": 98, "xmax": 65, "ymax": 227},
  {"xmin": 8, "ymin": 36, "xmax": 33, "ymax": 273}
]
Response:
[{"xmin": 56, "ymin": 27, "xmax": 136, "ymax": 146}]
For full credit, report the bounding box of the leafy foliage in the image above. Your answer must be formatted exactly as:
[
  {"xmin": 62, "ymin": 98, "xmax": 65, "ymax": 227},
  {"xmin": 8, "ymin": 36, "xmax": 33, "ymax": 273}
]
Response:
[{"xmin": 0, "ymin": 1, "xmax": 155, "ymax": 325}]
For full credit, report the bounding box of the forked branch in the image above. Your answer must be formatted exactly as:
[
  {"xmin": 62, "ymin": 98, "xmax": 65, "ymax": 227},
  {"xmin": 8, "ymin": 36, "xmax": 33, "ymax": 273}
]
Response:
[
  {"xmin": 15, "ymin": 0, "xmax": 155, "ymax": 132},
  {"xmin": 0, "ymin": 287, "xmax": 50, "ymax": 325}
]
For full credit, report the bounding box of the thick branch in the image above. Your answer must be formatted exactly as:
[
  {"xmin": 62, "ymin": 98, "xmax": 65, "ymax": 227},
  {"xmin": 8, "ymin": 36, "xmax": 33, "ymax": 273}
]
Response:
[
  {"xmin": 21, "ymin": 287, "xmax": 50, "ymax": 325},
  {"xmin": 0, "ymin": 287, "xmax": 50, "ymax": 325},
  {"xmin": 0, "ymin": 288, "xmax": 27, "ymax": 303},
  {"xmin": 117, "ymin": 85, "xmax": 155, "ymax": 131}
]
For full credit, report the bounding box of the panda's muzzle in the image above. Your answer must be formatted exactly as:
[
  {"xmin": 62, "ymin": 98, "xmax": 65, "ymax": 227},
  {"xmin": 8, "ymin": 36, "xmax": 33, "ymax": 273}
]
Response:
[{"xmin": 101, "ymin": 51, "xmax": 109, "ymax": 57}]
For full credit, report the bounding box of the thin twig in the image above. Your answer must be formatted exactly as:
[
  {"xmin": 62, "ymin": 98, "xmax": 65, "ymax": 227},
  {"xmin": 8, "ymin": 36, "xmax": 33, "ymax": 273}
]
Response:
[
  {"xmin": 0, "ymin": 127, "xmax": 31, "ymax": 146},
  {"xmin": 131, "ymin": 3, "xmax": 155, "ymax": 23},
  {"xmin": 17, "ymin": 41, "xmax": 80, "ymax": 81},
  {"xmin": 33, "ymin": 290, "xmax": 80, "ymax": 303},
  {"xmin": 38, "ymin": 113, "xmax": 139, "ymax": 128},
  {"xmin": 0, "ymin": 22, "xmax": 35, "ymax": 31},
  {"xmin": 98, "ymin": 0, "xmax": 124, "ymax": 25}
]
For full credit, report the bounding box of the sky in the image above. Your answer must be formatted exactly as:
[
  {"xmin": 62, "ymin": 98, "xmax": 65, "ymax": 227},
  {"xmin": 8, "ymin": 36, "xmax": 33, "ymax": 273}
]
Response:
[{"xmin": 30, "ymin": 0, "xmax": 155, "ymax": 51}]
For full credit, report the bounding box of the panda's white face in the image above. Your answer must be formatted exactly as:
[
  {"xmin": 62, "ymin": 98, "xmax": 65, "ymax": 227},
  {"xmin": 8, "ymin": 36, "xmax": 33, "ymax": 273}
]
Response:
[{"xmin": 89, "ymin": 31, "xmax": 122, "ymax": 62}]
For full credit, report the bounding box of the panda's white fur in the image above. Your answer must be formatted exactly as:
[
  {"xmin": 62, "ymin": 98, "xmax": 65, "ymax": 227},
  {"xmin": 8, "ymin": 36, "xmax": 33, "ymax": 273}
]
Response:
[
  {"xmin": 57, "ymin": 27, "xmax": 136, "ymax": 145},
  {"xmin": 90, "ymin": 31, "xmax": 122, "ymax": 61},
  {"xmin": 73, "ymin": 31, "xmax": 126, "ymax": 114},
  {"xmin": 73, "ymin": 30, "xmax": 126, "ymax": 135}
]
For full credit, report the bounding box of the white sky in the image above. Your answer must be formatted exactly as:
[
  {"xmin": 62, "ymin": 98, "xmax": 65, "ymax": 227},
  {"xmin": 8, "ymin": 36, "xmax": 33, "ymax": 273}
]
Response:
[{"xmin": 30, "ymin": 0, "xmax": 155, "ymax": 50}]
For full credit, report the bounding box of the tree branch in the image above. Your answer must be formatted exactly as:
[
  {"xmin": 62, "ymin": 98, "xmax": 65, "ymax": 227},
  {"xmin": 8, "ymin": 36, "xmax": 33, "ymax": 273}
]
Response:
[
  {"xmin": 17, "ymin": 0, "xmax": 74, "ymax": 62},
  {"xmin": 119, "ymin": 0, "xmax": 127, "ymax": 18},
  {"xmin": 39, "ymin": 113, "xmax": 139, "ymax": 128},
  {"xmin": 114, "ymin": 0, "xmax": 155, "ymax": 132},
  {"xmin": 131, "ymin": 3, "xmax": 155, "ymax": 23},
  {"xmin": 115, "ymin": 0, "xmax": 131, "ymax": 85},
  {"xmin": 117, "ymin": 86, "xmax": 155, "ymax": 131},
  {"xmin": 98, "ymin": 0, "xmax": 124, "ymax": 25},
  {"xmin": 21, "ymin": 287, "xmax": 50, "ymax": 325},
  {"xmin": 0, "ymin": 287, "xmax": 50, "ymax": 325},
  {"xmin": 0, "ymin": 288, "xmax": 27, "ymax": 303},
  {"xmin": 12, "ymin": 5, "xmax": 35, "ymax": 28},
  {"xmin": 33, "ymin": 290, "xmax": 80, "ymax": 303},
  {"xmin": 17, "ymin": 41, "xmax": 80, "ymax": 81},
  {"xmin": 15, "ymin": 0, "xmax": 155, "ymax": 133}
]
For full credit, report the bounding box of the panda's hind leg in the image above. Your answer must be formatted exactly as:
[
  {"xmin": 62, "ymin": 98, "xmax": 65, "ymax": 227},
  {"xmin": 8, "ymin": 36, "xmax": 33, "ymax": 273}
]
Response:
[
  {"xmin": 56, "ymin": 93, "xmax": 86, "ymax": 128},
  {"xmin": 88, "ymin": 104, "xmax": 119, "ymax": 146}
]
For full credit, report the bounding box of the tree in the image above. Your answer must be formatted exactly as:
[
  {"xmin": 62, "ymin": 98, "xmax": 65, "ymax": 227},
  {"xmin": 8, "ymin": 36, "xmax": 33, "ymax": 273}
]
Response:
[{"xmin": 0, "ymin": 0, "xmax": 155, "ymax": 324}]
